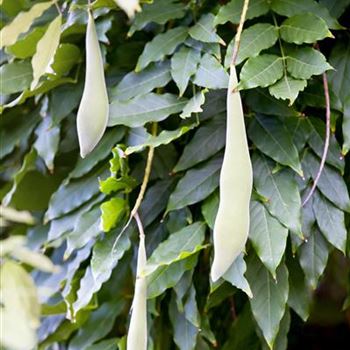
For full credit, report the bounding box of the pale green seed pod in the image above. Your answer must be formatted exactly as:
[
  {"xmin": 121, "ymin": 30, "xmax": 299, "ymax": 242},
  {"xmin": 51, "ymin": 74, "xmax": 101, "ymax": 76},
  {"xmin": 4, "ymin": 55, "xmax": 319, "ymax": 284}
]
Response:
[
  {"xmin": 114, "ymin": 0, "xmax": 141, "ymax": 18},
  {"xmin": 211, "ymin": 66, "xmax": 253, "ymax": 282},
  {"xmin": 77, "ymin": 11, "xmax": 108, "ymax": 158},
  {"xmin": 127, "ymin": 233, "xmax": 147, "ymax": 350}
]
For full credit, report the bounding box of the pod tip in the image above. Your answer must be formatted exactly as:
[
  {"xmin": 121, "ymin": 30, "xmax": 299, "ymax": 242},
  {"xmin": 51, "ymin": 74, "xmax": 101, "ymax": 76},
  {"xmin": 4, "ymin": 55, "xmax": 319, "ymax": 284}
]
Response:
[{"xmin": 210, "ymin": 264, "xmax": 221, "ymax": 283}]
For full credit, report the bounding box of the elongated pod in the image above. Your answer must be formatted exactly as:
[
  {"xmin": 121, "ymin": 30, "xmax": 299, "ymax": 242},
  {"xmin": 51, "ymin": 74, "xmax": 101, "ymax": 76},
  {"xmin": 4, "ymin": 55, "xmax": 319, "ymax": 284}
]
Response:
[
  {"xmin": 127, "ymin": 233, "xmax": 147, "ymax": 350},
  {"xmin": 77, "ymin": 11, "xmax": 108, "ymax": 158},
  {"xmin": 211, "ymin": 66, "xmax": 253, "ymax": 282}
]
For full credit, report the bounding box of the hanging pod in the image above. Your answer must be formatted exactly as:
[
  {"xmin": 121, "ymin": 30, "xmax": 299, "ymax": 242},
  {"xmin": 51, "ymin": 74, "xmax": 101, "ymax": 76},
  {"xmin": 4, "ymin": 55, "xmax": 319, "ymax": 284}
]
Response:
[
  {"xmin": 77, "ymin": 11, "xmax": 109, "ymax": 158},
  {"xmin": 211, "ymin": 66, "xmax": 253, "ymax": 282},
  {"xmin": 127, "ymin": 233, "xmax": 147, "ymax": 350}
]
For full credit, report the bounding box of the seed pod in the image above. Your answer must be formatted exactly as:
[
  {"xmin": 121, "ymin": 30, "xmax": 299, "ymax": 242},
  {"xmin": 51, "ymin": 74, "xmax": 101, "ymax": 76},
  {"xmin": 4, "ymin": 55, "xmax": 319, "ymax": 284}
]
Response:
[
  {"xmin": 211, "ymin": 66, "xmax": 253, "ymax": 282},
  {"xmin": 77, "ymin": 11, "xmax": 108, "ymax": 158},
  {"xmin": 127, "ymin": 233, "xmax": 147, "ymax": 350},
  {"xmin": 114, "ymin": 0, "xmax": 141, "ymax": 18}
]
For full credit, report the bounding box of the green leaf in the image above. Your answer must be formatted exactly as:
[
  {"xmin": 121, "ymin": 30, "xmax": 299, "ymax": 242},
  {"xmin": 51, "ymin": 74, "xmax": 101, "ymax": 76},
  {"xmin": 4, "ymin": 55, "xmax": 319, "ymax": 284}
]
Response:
[
  {"xmin": 136, "ymin": 26, "xmax": 188, "ymax": 72},
  {"xmin": 298, "ymin": 227, "xmax": 330, "ymax": 289},
  {"xmin": 201, "ymin": 191, "xmax": 219, "ymax": 230},
  {"xmin": 167, "ymin": 154, "xmax": 222, "ymax": 212},
  {"xmin": 270, "ymin": 0, "xmax": 342, "ymax": 29},
  {"xmin": 189, "ymin": 13, "xmax": 225, "ymax": 45},
  {"xmin": 225, "ymin": 23, "xmax": 278, "ymax": 67},
  {"xmin": 95, "ymin": 16, "xmax": 113, "ymax": 44},
  {"xmin": 0, "ymin": 261, "xmax": 40, "ymax": 350},
  {"xmin": 248, "ymin": 114, "xmax": 303, "ymax": 175},
  {"xmin": 4, "ymin": 77, "xmax": 75, "ymax": 110},
  {"xmin": 312, "ymin": 190, "xmax": 347, "ymax": 253},
  {"xmin": 302, "ymin": 150, "xmax": 350, "ymax": 212},
  {"xmin": 342, "ymin": 96, "xmax": 350, "ymax": 154},
  {"xmin": 286, "ymin": 47, "xmax": 332, "ymax": 80},
  {"xmin": 222, "ymin": 304, "xmax": 260, "ymax": 350},
  {"xmin": 73, "ymin": 229, "xmax": 131, "ymax": 314},
  {"xmin": 69, "ymin": 128, "xmax": 125, "ymax": 179},
  {"xmin": 239, "ymin": 55, "xmax": 283, "ymax": 90},
  {"xmin": 287, "ymin": 254, "xmax": 311, "ymax": 322},
  {"xmin": 31, "ymin": 15, "xmax": 62, "ymax": 90},
  {"xmin": 284, "ymin": 116, "xmax": 312, "ymax": 151},
  {"xmin": 50, "ymin": 82, "xmax": 84, "ymax": 124},
  {"xmin": 99, "ymin": 176, "xmax": 135, "ymax": 195},
  {"xmin": 249, "ymin": 200, "xmax": 288, "ymax": 277},
  {"xmin": 50, "ymin": 43, "xmax": 81, "ymax": 77},
  {"xmin": 328, "ymin": 40, "xmax": 350, "ymax": 105},
  {"xmin": 169, "ymin": 293, "xmax": 198, "ymax": 350},
  {"xmin": 222, "ymin": 253, "xmax": 252, "ymax": 298},
  {"xmin": 0, "ymin": 1, "xmax": 52, "ymax": 49},
  {"xmin": 34, "ymin": 117, "xmax": 60, "ymax": 172},
  {"xmin": 245, "ymin": 89, "xmax": 299, "ymax": 117},
  {"xmin": 85, "ymin": 339, "xmax": 118, "ymax": 350},
  {"xmin": 108, "ymin": 93, "xmax": 187, "ymax": 127},
  {"xmin": 269, "ymin": 75, "xmax": 307, "ymax": 105},
  {"xmin": 246, "ymin": 254, "xmax": 289, "ymax": 349},
  {"xmin": 262, "ymin": 309, "xmax": 291, "ymax": 350},
  {"xmin": 3, "ymin": 149, "xmax": 37, "ymax": 206},
  {"xmin": 111, "ymin": 61, "xmax": 171, "ymax": 101},
  {"xmin": 193, "ymin": 53, "xmax": 229, "ymax": 89},
  {"xmin": 45, "ymin": 166, "xmax": 108, "ymax": 221},
  {"xmin": 0, "ymin": 61, "xmax": 32, "ymax": 95},
  {"xmin": 320, "ymin": 0, "xmax": 350, "ymax": 19},
  {"xmin": 9, "ymin": 246, "xmax": 56, "ymax": 272},
  {"xmin": 145, "ymin": 222, "xmax": 206, "ymax": 275},
  {"xmin": 128, "ymin": 0, "xmax": 187, "ymax": 36},
  {"xmin": 280, "ymin": 14, "xmax": 332, "ymax": 45},
  {"xmin": 252, "ymin": 154, "xmax": 303, "ymax": 237},
  {"xmin": 185, "ymin": 37, "xmax": 221, "ymax": 60},
  {"xmin": 126, "ymin": 124, "xmax": 195, "ymax": 155},
  {"xmin": 180, "ymin": 90, "xmax": 206, "ymax": 119},
  {"xmin": 174, "ymin": 114, "xmax": 225, "ymax": 172},
  {"xmin": 139, "ymin": 179, "xmax": 175, "ymax": 226},
  {"xmin": 65, "ymin": 206, "xmax": 102, "ymax": 257},
  {"xmin": 0, "ymin": 109, "xmax": 40, "ymax": 159},
  {"xmin": 147, "ymin": 254, "xmax": 198, "ymax": 298},
  {"xmin": 47, "ymin": 195, "xmax": 103, "ymax": 242},
  {"xmin": 171, "ymin": 47, "xmax": 201, "ymax": 96},
  {"xmin": 215, "ymin": 0, "xmax": 269, "ymax": 25},
  {"xmin": 100, "ymin": 197, "xmax": 125, "ymax": 232},
  {"xmin": 68, "ymin": 300, "xmax": 125, "ymax": 350},
  {"xmin": 307, "ymin": 117, "xmax": 344, "ymax": 173},
  {"xmin": 6, "ymin": 26, "xmax": 47, "ymax": 59}
]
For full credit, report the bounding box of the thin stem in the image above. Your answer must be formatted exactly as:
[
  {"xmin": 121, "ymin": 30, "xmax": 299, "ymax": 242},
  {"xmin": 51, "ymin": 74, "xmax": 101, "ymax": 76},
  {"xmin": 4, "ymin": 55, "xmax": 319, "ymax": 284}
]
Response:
[
  {"xmin": 229, "ymin": 296, "xmax": 237, "ymax": 320},
  {"xmin": 110, "ymin": 124, "xmax": 157, "ymax": 254},
  {"xmin": 230, "ymin": 0, "xmax": 250, "ymax": 66},
  {"xmin": 302, "ymin": 71, "xmax": 330, "ymax": 206},
  {"xmin": 192, "ymin": 83, "xmax": 200, "ymax": 125},
  {"xmin": 53, "ymin": 0, "xmax": 62, "ymax": 15},
  {"xmin": 272, "ymin": 13, "xmax": 287, "ymax": 74},
  {"xmin": 130, "ymin": 123, "xmax": 157, "ymax": 218}
]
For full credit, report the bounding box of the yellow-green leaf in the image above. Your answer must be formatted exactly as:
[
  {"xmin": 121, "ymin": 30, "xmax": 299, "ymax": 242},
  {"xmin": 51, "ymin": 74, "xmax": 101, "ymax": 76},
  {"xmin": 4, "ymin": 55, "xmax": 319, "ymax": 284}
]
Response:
[
  {"xmin": 0, "ymin": 1, "xmax": 52, "ymax": 49},
  {"xmin": 31, "ymin": 15, "xmax": 62, "ymax": 90},
  {"xmin": 0, "ymin": 261, "xmax": 40, "ymax": 350}
]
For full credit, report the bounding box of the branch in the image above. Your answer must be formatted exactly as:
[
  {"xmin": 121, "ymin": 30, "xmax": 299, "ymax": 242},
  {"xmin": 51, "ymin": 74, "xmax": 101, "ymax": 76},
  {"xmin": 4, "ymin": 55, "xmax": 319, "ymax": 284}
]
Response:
[
  {"xmin": 119, "ymin": 123, "xmax": 157, "ymax": 234},
  {"xmin": 302, "ymin": 71, "xmax": 331, "ymax": 206},
  {"xmin": 130, "ymin": 123, "xmax": 157, "ymax": 218},
  {"xmin": 230, "ymin": 0, "xmax": 250, "ymax": 66},
  {"xmin": 53, "ymin": 0, "xmax": 62, "ymax": 15}
]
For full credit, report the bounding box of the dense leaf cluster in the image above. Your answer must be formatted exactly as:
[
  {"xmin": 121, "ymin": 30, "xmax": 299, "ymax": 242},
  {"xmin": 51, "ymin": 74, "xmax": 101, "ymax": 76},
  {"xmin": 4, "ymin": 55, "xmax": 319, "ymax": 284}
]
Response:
[{"xmin": 0, "ymin": 0, "xmax": 349, "ymax": 349}]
